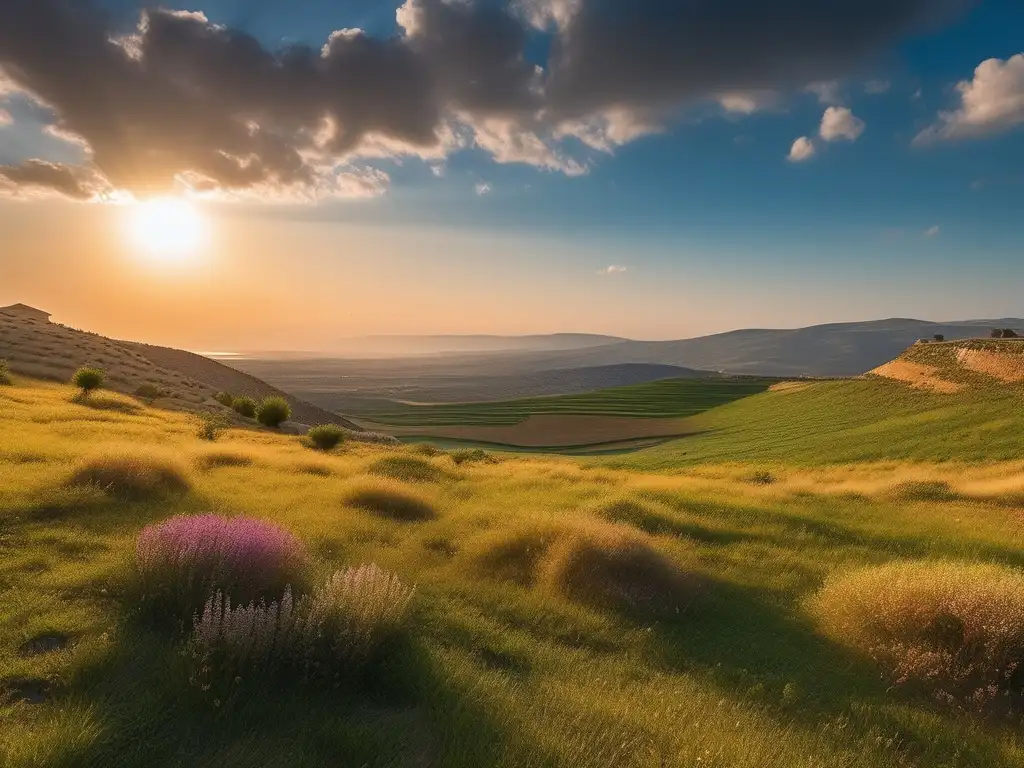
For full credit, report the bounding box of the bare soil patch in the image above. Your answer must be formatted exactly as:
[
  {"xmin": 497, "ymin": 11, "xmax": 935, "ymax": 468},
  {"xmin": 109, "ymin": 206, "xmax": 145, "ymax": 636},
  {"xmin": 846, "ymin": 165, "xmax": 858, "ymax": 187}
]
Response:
[
  {"xmin": 868, "ymin": 359, "xmax": 963, "ymax": 393},
  {"xmin": 365, "ymin": 414, "xmax": 695, "ymax": 448},
  {"xmin": 955, "ymin": 348, "xmax": 1024, "ymax": 383}
]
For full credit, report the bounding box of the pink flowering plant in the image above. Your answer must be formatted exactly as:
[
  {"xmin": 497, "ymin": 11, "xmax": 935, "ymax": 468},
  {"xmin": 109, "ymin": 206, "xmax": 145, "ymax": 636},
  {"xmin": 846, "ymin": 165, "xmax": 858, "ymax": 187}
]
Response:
[{"xmin": 133, "ymin": 514, "xmax": 310, "ymax": 627}]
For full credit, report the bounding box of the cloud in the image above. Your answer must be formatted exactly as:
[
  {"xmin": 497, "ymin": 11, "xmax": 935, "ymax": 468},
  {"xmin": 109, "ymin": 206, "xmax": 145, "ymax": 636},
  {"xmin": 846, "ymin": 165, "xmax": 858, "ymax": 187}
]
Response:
[
  {"xmin": 474, "ymin": 181, "xmax": 492, "ymax": 195},
  {"xmin": 0, "ymin": 108, "xmax": 11, "ymax": 127},
  {"xmin": 787, "ymin": 136, "xmax": 816, "ymax": 162},
  {"xmin": 805, "ymin": 81, "xmax": 843, "ymax": 105},
  {"xmin": 716, "ymin": 90, "xmax": 780, "ymax": 115},
  {"xmin": 915, "ymin": 53, "xmax": 1024, "ymax": 143},
  {"xmin": 924, "ymin": 225, "xmax": 940, "ymax": 237},
  {"xmin": 0, "ymin": 160, "xmax": 109, "ymax": 200},
  {"xmin": 865, "ymin": 79, "xmax": 891, "ymax": 94},
  {"xmin": 597, "ymin": 265, "xmax": 628, "ymax": 275},
  {"xmin": 820, "ymin": 106, "xmax": 866, "ymax": 141},
  {"xmin": 0, "ymin": 0, "xmax": 963, "ymax": 201}
]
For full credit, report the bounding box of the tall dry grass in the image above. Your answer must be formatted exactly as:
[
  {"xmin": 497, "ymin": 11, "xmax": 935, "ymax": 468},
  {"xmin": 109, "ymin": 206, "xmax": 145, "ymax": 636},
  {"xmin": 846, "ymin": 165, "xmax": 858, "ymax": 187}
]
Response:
[{"xmin": 810, "ymin": 561, "xmax": 1024, "ymax": 711}]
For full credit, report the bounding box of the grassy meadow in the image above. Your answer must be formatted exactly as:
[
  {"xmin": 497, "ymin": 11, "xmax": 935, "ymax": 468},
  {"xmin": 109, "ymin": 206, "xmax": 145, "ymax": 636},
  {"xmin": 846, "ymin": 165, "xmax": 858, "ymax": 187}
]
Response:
[
  {"xmin": 357, "ymin": 377, "xmax": 777, "ymax": 426},
  {"xmin": 6, "ymin": 376, "xmax": 1024, "ymax": 766}
]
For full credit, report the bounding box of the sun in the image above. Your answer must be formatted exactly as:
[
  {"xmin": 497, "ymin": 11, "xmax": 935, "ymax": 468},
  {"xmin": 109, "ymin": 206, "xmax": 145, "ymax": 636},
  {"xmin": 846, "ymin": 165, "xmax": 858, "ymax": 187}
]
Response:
[{"xmin": 127, "ymin": 198, "xmax": 207, "ymax": 262}]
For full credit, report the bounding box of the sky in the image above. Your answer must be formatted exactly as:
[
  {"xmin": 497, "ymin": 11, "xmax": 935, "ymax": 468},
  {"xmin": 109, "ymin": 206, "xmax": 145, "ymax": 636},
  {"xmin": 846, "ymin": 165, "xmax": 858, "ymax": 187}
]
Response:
[{"xmin": 0, "ymin": 0, "xmax": 1023, "ymax": 350}]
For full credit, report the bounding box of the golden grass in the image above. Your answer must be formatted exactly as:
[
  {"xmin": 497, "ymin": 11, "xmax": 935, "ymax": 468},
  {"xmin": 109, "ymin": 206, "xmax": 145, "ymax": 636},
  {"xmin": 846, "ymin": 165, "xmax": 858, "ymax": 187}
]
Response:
[
  {"xmin": 809, "ymin": 561, "xmax": 1024, "ymax": 710},
  {"xmin": 537, "ymin": 521, "xmax": 698, "ymax": 617},
  {"xmin": 67, "ymin": 451, "xmax": 191, "ymax": 500},
  {"xmin": 365, "ymin": 455, "xmax": 446, "ymax": 483},
  {"xmin": 192, "ymin": 448, "xmax": 256, "ymax": 470},
  {"xmin": 342, "ymin": 478, "xmax": 437, "ymax": 521},
  {"xmin": 472, "ymin": 521, "xmax": 564, "ymax": 586}
]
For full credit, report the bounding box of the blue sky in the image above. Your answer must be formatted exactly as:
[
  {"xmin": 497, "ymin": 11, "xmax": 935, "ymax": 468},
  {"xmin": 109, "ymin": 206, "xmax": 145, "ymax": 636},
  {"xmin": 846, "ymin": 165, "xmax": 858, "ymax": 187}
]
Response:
[{"xmin": 1, "ymin": 1, "xmax": 1023, "ymax": 346}]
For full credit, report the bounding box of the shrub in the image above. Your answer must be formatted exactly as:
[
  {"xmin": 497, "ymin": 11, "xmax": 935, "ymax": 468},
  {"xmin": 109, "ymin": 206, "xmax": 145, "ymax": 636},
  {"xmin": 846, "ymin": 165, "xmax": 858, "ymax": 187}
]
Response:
[
  {"xmin": 134, "ymin": 383, "xmax": 165, "ymax": 403},
  {"xmin": 193, "ymin": 449, "xmax": 254, "ymax": 470},
  {"xmin": 412, "ymin": 443, "xmax": 444, "ymax": 457},
  {"xmin": 71, "ymin": 366, "xmax": 105, "ymax": 395},
  {"xmin": 307, "ymin": 424, "xmax": 345, "ymax": 452},
  {"xmin": 349, "ymin": 431, "xmax": 401, "ymax": 446},
  {"xmin": 189, "ymin": 564, "xmax": 413, "ymax": 683},
  {"xmin": 68, "ymin": 453, "xmax": 190, "ymax": 500},
  {"xmin": 196, "ymin": 413, "xmax": 230, "ymax": 442},
  {"xmin": 744, "ymin": 470, "xmax": 777, "ymax": 486},
  {"xmin": 214, "ymin": 391, "xmax": 235, "ymax": 407},
  {"xmin": 892, "ymin": 480, "xmax": 960, "ymax": 503},
  {"xmin": 231, "ymin": 396, "xmax": 257, "ymax": 419},
  {"xmin": 451, "ymin": 448, "xmax": 499, "ymax": 466},
  {"xmin": 256, "ymin": 396, "xmax": 291, "ymax": 428},
  {"xmin": 809, "ymin": 561, "xmax": 1024, "ymax": 712},
  {"xmin": 538, "ymin": 522, "xmax": 698, "ymax": 617},
  {"xmin": 343, "ymin": 479, "xmax": 436, "ymax": 522},
  {"xmin": 366, "ymin": 455, "xmax": 443, "ymax": 483},
  {"xmin": 933, "ymin": 334, "xmax": 945, "ymax": 343},
  {"xmin": 0, "ymin": 359, "xmax": 11, "ymax": 386},
  {"xmin": 135, "ymin": 514, "xmax": 309, "ymax": 623}
]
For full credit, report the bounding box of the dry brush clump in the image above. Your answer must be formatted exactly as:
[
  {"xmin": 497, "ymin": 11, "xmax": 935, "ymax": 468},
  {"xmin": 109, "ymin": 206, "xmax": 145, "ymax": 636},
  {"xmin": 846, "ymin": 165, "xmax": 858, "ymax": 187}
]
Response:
[
  {"xmin": 193, "ymin": 448, "xmax": 255, "ymax": 470},
  {"xmin": 809, "ymin": 561, "xmax": 1024, "ymax": 713},
  {"xmin": 343, "ymin": 478, "xmax": 437, "ymax": 522},
  {"xmin": 67, "ymin": 452, "xmax": 191, "ymax": 500},
  {"xmin": 475, "ymin": 519, "xmax": 699, "ymax": 617},
  {"xmin": 133, "ymin": 514, "xmax": 310, "ymax": 625},
  {"xmin": 538, "ymin": 522, "xmax": 699, "ymax": 618},
  {"xmin": 366, "ymin": 455, "xmax": 445, "ymax": 483}
]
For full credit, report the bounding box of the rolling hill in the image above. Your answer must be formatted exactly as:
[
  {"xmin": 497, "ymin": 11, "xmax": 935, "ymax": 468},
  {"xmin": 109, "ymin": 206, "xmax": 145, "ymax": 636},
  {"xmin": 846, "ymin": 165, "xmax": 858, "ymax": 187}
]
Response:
[
  {"xmin": 611, "ymin": 338, "xmax": 1024, "ymax": 469},
  {"xmin": 0, "ymin": 311, "xmax": 360, "ymax": 429}
]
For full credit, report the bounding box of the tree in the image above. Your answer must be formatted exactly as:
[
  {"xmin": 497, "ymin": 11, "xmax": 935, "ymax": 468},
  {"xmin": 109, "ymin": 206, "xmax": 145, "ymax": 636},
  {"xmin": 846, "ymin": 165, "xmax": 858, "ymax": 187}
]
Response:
[
  {"xmin": 1003, "ymin": 329, "xmax": 1020, "ymax": 339},
  {"xmin": 72, "ymin": 366, "xmax": 105, "ymax": 396},
  {"xmin": 933, "ymin": 334, "xmax": 945, "ymax": 342}
]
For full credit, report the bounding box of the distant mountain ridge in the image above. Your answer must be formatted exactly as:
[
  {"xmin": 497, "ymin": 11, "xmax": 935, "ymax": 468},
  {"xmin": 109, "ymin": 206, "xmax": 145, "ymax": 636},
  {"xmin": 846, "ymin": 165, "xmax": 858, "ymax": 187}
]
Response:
[{"xmin": 312, "ymin": 333, "xmax": 626, "ymax": 358}]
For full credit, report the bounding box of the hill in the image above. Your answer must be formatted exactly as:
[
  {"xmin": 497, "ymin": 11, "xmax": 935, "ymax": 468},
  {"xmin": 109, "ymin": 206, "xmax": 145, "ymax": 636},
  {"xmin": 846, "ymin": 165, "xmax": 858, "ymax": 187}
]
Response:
[
  {"xmin": 311, "ymin": 333, "xmax": 626, "ymax": 358},
  {"xmin": 235, "ymin": 361, "xmax": 715, "ymax": 412},
  {"xmin": 6, "ymin": 374, "xmax": 1024, "ymax": 766},
  {"xmin": 481, "ymin": 318, "xmax": 1024, "ymax": 378},
  {"xmin": 612, "ymin": 339, "xmax": 1024, "ymax": 469},
  {"xmin": 0, "ymin": 311, "xmax": 359, "ymax": 430}
]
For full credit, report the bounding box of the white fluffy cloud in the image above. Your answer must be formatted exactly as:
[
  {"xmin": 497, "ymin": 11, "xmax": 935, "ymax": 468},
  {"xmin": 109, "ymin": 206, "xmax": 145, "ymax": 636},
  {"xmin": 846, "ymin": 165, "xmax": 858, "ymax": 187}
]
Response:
[
  {"xmin": 787, "ymin": 136, "xmax": 816, "ymax": 162},
  {"xmin": 820, "ymin": 106, "xmax": 866, "ymax": 141},
  {"xmin": 915, "ymin": 53, "xmax": 1024, "ymax": 142},
  {"xmin": 597, "ymin": 264, "xmax": 628, "ymax": 275},
  {"xmin": 805, "ymin": 80, "xmax": 842, "ymax": 105},
  {"xmin": 716, "ymin": 90, "xmax": 780, "ymax": 115}
]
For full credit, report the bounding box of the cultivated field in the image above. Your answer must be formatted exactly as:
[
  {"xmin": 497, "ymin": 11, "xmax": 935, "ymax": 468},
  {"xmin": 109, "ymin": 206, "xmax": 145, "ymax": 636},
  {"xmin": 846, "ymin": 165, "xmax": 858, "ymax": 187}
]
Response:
[{"xmin": 6, "ymin": 372, "xmax": 1024, "ymax": 766}]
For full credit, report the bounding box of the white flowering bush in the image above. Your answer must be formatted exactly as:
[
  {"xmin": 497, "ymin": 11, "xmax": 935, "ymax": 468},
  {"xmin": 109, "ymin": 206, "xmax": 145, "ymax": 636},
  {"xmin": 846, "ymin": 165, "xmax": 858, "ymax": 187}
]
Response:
[{"xmin": 189, "ymin": 564, "xmax": 414, "ymax": 689}]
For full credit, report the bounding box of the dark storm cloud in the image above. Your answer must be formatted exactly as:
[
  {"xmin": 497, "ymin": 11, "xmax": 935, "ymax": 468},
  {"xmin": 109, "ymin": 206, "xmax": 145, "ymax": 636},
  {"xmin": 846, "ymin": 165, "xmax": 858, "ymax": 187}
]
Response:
[
  {"xmin": 545, "ymin": 0, "xmax": 963, "ymax": 118},
  {"xmin": 0, "ymin": 0, "xmax": 964, "ymax": 201}
]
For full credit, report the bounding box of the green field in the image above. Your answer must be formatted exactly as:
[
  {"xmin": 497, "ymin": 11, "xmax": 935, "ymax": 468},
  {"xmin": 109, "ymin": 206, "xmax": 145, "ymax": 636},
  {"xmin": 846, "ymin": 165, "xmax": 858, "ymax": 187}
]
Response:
[
  {"xmin": 359, "ymin": 377, "xmax": 777, "ymax": 426},
  {"xmin": 608, "ymin": 376, "xmax": 1024, "ymax": 470},
  {"xmin": 7, "ymin": 371, "xmax": 1024, "ymax": 766}
]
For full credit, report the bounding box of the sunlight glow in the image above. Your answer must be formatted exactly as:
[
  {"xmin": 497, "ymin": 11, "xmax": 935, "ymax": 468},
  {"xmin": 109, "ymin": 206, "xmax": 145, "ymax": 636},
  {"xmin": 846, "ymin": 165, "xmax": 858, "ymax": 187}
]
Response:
[{"xmin": 127, "ymin": 198, "xmax": 207, "ymax": 262}]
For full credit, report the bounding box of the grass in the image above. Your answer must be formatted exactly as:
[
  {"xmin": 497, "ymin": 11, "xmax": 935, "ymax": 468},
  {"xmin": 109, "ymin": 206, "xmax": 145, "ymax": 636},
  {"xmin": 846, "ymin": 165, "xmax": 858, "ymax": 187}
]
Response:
[
  {"xmin": 360, "ymin": 377, "xmax": 777, "ymax": 426},
  {"xmin": 609, "ymin": 376, "xmax": 1024, "ymax": 469},
  {"xmin": 7, "ymin": 376, "xmax": 1024, "ymax": 765},
  {"xmin": 66, "ymin": 452, "xmax": 191, "ymax": 500}
]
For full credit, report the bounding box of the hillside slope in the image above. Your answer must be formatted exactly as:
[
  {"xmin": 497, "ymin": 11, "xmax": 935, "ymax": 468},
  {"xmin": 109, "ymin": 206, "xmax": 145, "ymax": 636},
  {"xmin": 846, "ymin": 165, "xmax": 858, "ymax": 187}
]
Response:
[
  {"xmin": 613, "ymin": 340, "xmax": 1024, "ymax": 469},
  {"xmin": 0, "ymin": 312, "xmax": 358, "ymax": 429}
]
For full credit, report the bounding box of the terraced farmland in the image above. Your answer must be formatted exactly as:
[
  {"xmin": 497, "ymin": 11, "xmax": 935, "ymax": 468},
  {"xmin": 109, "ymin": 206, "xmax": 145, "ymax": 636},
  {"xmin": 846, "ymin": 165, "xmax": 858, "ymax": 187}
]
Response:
[{"xmin": 358, "ymin": 377, "xmax": 777, "ymax": 426}]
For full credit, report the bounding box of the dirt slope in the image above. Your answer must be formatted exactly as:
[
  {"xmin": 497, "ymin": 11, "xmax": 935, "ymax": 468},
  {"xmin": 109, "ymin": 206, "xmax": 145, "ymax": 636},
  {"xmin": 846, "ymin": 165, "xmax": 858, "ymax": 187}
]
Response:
[
  {"xmin": 0, "ymin": 312, "xmax": 358, "ymax": 429},
  {"xmin": 868, "ymin": 339, "xmax": 1024, "ymax": 393}
]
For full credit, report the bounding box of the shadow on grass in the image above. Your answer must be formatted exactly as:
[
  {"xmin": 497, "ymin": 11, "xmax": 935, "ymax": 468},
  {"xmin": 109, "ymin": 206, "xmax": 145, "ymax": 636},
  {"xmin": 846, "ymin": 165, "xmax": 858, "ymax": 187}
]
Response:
[
  {"xmin": 35, "ymin": 626, "xmax": 510, "ymax": 768},
  {"xmin": 70, "ymin": 392, "xmax": 143, "ymax": 415}
]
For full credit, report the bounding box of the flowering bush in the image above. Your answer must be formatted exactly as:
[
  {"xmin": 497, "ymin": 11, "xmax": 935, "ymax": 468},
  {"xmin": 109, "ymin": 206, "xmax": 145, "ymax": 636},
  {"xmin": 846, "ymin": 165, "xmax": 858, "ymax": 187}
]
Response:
[
  {"xmin": 188, "ymin": 564, "xmax": 414, "ymax": 687},
  {"xmin": 134, "ymin": 514, "xmax": 309, "ymax": 624}
]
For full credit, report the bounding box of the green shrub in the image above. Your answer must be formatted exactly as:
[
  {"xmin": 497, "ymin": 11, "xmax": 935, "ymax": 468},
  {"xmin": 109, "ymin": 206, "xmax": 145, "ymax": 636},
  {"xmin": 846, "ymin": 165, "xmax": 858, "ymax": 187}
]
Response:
[
  {"xmin": 214, "ymin": 391, "xmax": 235, "ymax": 407},
  {"xmin": 451, "ymin": 448, "xmax": 499, "ymax": 466},
  {"xmin": 0, "ymin": 359, "xmax": 11, "ymax": 386},
  {"xmin": 134, "ymin": 383, "xmax": 165, "ymax": 403},
  {"xmin": 232, "ymin": 396, "xmax": 257, "ymax": 419},
  {"xmin": 196, "ymin": 413, "xmax": 230, "ymax": 442},
  {"xmin": 256, "ymin": 397, "xmax": 291, "ymax": 428},
  {"xmin": 307, "ymin": 424, "xmax": 345, "ymax": 452},
  {"xmin": 71, "ymin": 366, "xmax": 105, "ymax": 395}
]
